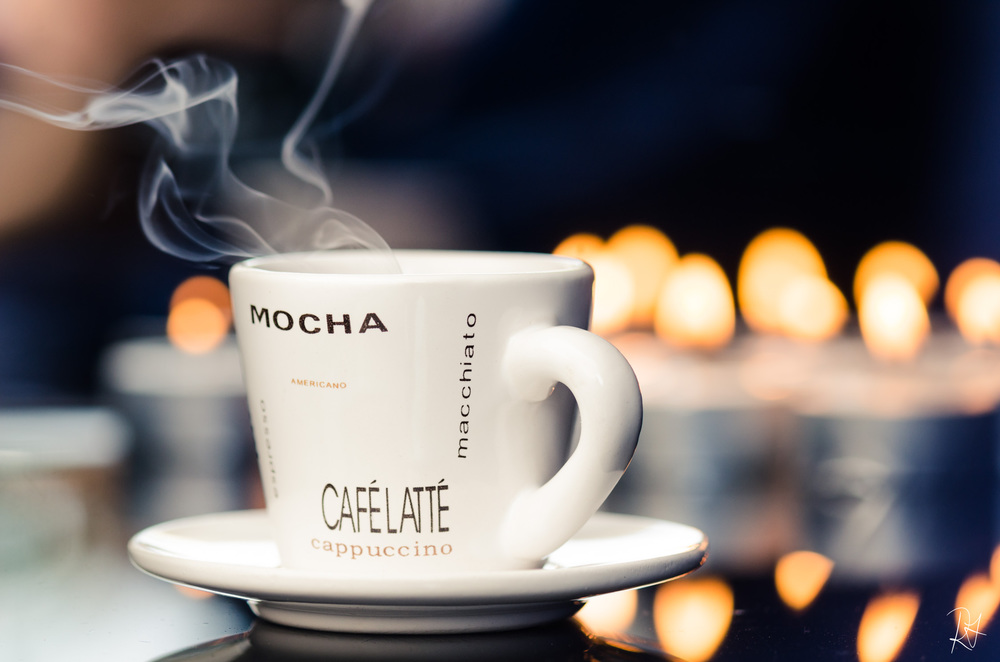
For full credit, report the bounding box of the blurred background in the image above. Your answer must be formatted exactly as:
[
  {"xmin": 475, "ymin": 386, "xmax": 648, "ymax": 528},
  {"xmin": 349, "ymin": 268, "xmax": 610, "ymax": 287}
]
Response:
[
  {"xmin": 4, "ymin": 1, "xmax": 1000, "ymax": 660},
  {"xmin": 2, "ymin": 0, "xmax": 997, "ymax": 398}
]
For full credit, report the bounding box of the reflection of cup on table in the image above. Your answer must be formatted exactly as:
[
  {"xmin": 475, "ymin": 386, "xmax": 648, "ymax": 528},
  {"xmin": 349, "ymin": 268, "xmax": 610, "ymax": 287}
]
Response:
[
  {"xmin": 229, "ymin": 250, "xmax": 642, "ymax": 575},
  {"xmin": 154, "ymin": 617, "xmax": 599, "ymax": 662}
]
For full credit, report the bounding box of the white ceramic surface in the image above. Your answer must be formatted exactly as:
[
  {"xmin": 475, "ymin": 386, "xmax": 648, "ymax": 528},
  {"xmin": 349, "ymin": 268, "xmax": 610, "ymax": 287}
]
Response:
[
  {"xmin": 129, "ymin": 510, "xmax": 707, "ymax": 634},
  {"xmin": 229, "ymin": 250, "xmax": 642, "ymax": 574}
]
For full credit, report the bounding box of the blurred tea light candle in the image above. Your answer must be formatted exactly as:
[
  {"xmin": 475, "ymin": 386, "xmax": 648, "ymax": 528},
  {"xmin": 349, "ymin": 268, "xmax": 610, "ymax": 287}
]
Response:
[
  {"xmin": 588, "ymin": 231, "xmax": 800, "ymax": 569},
  {"xmin": 557, "ymin": 225, "xmax": 856, "ymax": 569},
  {"xmin": 554, "ymin": 224, "xmax": 678, "ymax": 335},
  {"xmin": 615, "ymin": 251, "xmax": 750, "ymax": 412},
  {"xmin": 606, "ymin": 225, "xmax": 679, "ymax": 328},
  {"xmin": 795, "ymin": 242, "xmax": 1000, "ymax": 416},
  {"xmin": 654, "ymin": 254, "xmax": 735, "ymax": 352},
  {"xmin": 792, "ymin": 244, "xmax": 1000, "ymax": 579},
  {"xmin": 946, "ymin": 257, "xmax": 1000, "ymax": 346},
  {"xmin": 104, "ymin": 276, "xmax": 241, "ymax": 395},
  {"xmin": 100, "ymin": 276, "xmax": 251, "ymax": 525},
  {"xmin": 935, "ymin": 257, "xmax": 1000, "ymax": 412},
  {"xmin": 732, "ymin": 228, "xmax": 848, "ymax": 401},
  {"xmin": 167, "ymin": 275, "xmax": 234, "ymax": 353},
  {"xmin": 853, "ymin": 240, "xmax": 939, "ymax": 310},
  {"xmin": 737, "ymin": 228, "xmax": 830, "ymax": 335}
]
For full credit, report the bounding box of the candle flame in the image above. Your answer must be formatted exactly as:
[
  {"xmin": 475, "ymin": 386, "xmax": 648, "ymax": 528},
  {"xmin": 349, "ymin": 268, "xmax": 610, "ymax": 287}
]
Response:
[
  {"xmin": 858, "ymin": 274, "xmax": 929, "ymax": 362},
  {"xmin": 654, "ymin": 577, "xmax": 733, "ymax": 662},
  {"xmin": 576, "ymin": 589, "xmax": 639, "ymax": 637},
  {"xmin": 166, "ymin": 275, "xmax": 231, "ymax": 354},
  {"xmin": 956, "ymin": 276, "xmax": 1000, "ymax": 346},
  {"xmin": 954, "ymin": 572, "xmax": 1000, "ymax": 630},
  {"xmin": 553, "ymin": 233, "xmax": 605, "ymax": 262},
  {"xmin": 854, "ymin": 241, "xmax": 938, "ymax": 308},
  {"xmin": 945, "ymin": 258, "xmax": 1000, "ymax": 346},
  {"xmin": 169, "ymin": 275, "xmax": 233, "ymax": 325},
  {"xmin": 776, "ymin": 274, "xmax": 848, "ymax": 342},
  {"xmin": 944, "ymin": 257, "xmax": 1000, "ymax": 319},
  {"xmin": 737, "ymin": 228, "xmax": 827, "ymax": 334},
  {"xmin": 857, "ymin": 591, "xmax": 920, "ymax": 662},
  {"xmin": 587, "ymin": 253, "xmax": 636, "ymax": 336},
  {"xmin": 554, "ymin": 232, "xmax": 636, "ymax": 336},
  {"xmin": 606, "ymin": 225, "xmax": 678, "ymax": 328},
  {"xmin": 774, "ymin": 550, "xmax": 834, "ymax": 611},
  {"xmin": 945, "ymin": 258, "xmax": 1000, "ymax": 319},
  {"xmin": 654, "ymin": 253, "xmax": 735, "ymax": 351}
]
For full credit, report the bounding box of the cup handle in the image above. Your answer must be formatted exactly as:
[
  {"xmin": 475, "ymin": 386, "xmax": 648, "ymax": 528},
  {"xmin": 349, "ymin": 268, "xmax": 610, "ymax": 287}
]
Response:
[{"xmin": 501, "ymin": 325, "xmax": 642, "ymax": 561}]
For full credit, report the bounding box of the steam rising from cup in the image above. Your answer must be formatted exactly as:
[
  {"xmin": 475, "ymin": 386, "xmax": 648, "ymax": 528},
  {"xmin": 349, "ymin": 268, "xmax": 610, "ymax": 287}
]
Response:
[{"xmin": 0, "ymin": 0, "xmax": 395, "ymax": 270}]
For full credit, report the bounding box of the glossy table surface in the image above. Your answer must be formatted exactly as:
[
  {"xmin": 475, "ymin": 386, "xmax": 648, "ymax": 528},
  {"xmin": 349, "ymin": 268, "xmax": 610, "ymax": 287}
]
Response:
[
  {"xmin": 2, "ymin": 496, "xmax": 995, "ymax": 662},
  {"xmin": 5, "ymin": 547, "xmax": 997, "ymax": 661},
  {"xmin": 2, "ymin": 395, "xmax": 997, "ymax": 662}
]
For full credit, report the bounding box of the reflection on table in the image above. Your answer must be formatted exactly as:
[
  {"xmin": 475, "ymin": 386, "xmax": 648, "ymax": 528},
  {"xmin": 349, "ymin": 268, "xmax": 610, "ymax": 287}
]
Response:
[{"xmin": 1, "ymin": 329, "xmax": 999, "ymax": 661}]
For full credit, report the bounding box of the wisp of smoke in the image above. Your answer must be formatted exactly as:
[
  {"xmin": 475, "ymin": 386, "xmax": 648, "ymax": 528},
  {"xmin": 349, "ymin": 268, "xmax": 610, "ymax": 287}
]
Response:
[{"xmin": 0, "ymin": 0, "xmax": 395, "ymax": 269}]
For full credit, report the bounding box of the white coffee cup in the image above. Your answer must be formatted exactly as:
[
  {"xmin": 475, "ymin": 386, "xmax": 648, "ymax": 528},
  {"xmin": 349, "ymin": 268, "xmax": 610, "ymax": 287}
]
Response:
[{"xmin": 229, "ymin": 250, "xmax": 642, "ymax": 574}]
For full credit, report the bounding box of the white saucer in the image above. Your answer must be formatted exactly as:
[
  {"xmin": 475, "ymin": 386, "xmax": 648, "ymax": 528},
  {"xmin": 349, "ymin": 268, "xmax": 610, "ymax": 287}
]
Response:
[{"xmin": 128, "ymin": 510, "xmax": 707, "ymax": 634}]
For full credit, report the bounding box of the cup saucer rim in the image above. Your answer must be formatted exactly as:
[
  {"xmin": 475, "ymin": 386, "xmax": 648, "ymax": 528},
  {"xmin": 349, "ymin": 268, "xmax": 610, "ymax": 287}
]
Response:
[{"xmin": 128, "ymin": 509, "xmax": 708, "ymax": 607}]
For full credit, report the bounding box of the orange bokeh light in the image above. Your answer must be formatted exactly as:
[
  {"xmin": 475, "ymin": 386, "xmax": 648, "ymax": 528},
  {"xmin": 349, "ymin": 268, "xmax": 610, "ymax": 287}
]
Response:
[
  {"xmin": 953, "ymin": 271, "xmax": 1000, "ymax": 346},
  {"xmin": 954, "ymin": 572, "xmax": 1000, "ymax": 630},
  {"xmin": 776, "ymin": 274, "xmax": 848, "ymax": 342},
  {"xmin": 606, "ymin": 225, "xmax": 678, "ymax": 327},
  {"xmin": 553, "ymin": 232, "xmax": 605, "ymax": 262},
  {"xmin": 654, "ymin": 577, "xmax": 733, "ymax": 662},
  {"xmin": 169, "ymin": 275, "xmax": 232, "ymax": 325},
  {"xmin": 587, "ymin": 252, "xmax": 636, "ymax": 336},
  {"xmin": 857, "ymin": 591, "xmax": 920, "ymax": 662},
  {"xmin": 575, "ymin": 589, "xmax": 639, "ymax": 638},
  {"xmin": 174, "ymin": 585, "xmax": 214, "ymax": 600},
  {"xmin": 737, "ymin": 228, "xmax": 827, "ymax": 334},
  {"xmin": 654, "ymin": 253, "xmax": 735, "ymax": 352},
  {"xmin": 945, "ymin": 258, "xmax": 1000, "ymax": 319},
  {"xmin": 854, "ymin": 241, "xmax": 938, "ymax": 308},
  {"xmin": 774, "ymin": 550, "xmax": 834, "ymax": 612},
  {"xmin": 166, "ymin": 275, "xmax": 232, "ymax": 354},
  {"xmin": 858, "ymin": 274, "xmax": 930, "ymax": 362},
  {"xmin": 167, "ymin": 298, "xmax": 230, "ymax": 354},
  {"xmin": 554, "ymin": 231, "xmax": 640, "ymax": 336}
]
